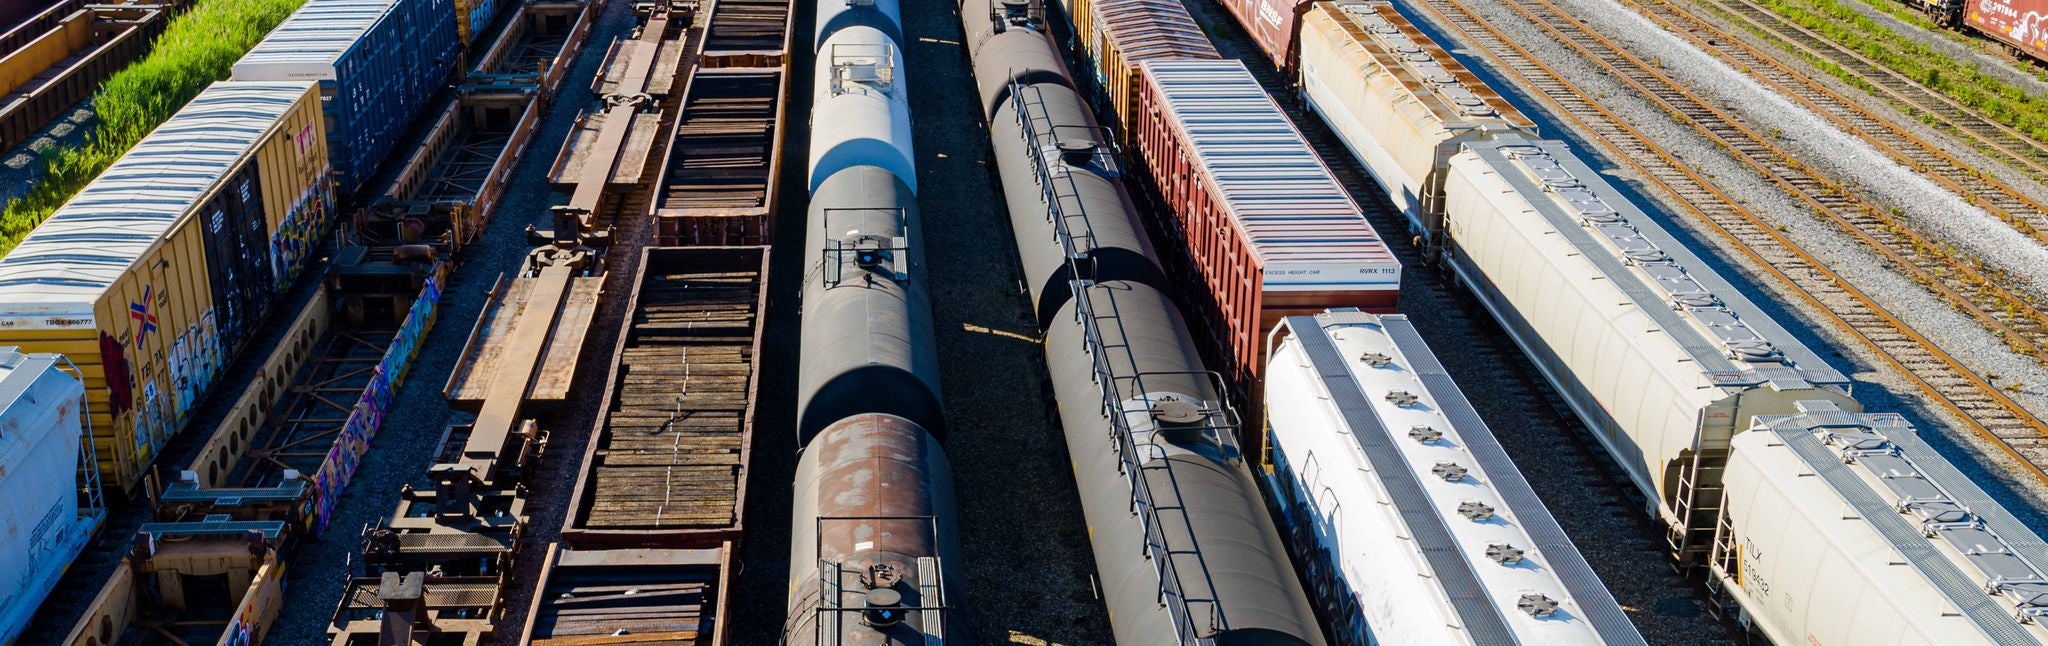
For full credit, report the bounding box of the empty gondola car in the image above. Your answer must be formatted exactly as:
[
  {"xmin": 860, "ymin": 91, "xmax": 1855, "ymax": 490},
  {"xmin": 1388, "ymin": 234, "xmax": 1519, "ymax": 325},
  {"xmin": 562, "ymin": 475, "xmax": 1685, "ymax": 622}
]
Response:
[
  {"xmin": 784, "ymin": 0, "xmax": 962, "ymax": 637},
  {"xmin": 522, "ymin": 544, "xmax": 734, "ymax": 645},
  {"xmin": 1265, "ymin": 311, "xmax": 1645, "ymax": 645},
  {"xmin": 961, "ymin": 0, "xmax": 1324, "ymax": 641},
  {"xmin": 0, "ymin": 80, "xmax": 332, "ymax": 492}
]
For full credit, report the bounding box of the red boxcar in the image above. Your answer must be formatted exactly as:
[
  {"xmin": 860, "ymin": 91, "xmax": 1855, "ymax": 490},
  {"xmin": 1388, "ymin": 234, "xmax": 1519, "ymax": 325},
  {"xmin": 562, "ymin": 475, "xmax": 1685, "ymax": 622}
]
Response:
[
  {"xmin": 1212, "ymin": 0, "xmax": 1314, "ymax": 71},
  {"xmin": 1129, "ymin": 58, "xmax": 1401, "ymax": 384},
  {"xmin": 1967, "ymin": 0, "xmax": 2048, "ymax": 63}
]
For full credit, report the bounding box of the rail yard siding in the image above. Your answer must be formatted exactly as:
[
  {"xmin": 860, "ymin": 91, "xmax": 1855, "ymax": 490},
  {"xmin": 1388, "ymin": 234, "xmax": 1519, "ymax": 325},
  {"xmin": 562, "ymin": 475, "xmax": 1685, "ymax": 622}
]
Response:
[
  {"xmin": 309, "ymin": 272, "xmax": 440, "ymax": 534},
  {"xmin": 1969, "ymin": 0, "xmax": 2048, "ymax": 62},
  {"xmin": 1130, "ymin": 59, "xmax": 1398, "ymax": 381},
  {"xmin": 233, "ymin": 0, "xmax": 461, "ymax": 194},
  {"xmin": 0, "ymin": 81, "xmax": 328, "ymax": 491}
]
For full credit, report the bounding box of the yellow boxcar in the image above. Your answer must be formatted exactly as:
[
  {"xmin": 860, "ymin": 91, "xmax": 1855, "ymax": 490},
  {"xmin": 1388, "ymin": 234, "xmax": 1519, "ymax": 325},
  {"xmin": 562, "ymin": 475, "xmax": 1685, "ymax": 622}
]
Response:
[
  {"xmin": 1062, "ymin": 0, "xmax": 1217, "ymax": 135},
  {"xmin": 0, "ymin": 81, "xmax": 331, "ymax": 492}
]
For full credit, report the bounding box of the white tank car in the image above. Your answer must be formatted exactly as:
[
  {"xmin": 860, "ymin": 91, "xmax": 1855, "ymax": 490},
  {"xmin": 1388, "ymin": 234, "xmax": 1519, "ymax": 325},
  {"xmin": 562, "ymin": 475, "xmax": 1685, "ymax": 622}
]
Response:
[
  {"xmin": 1264, "ymin": 310, "xmax": 1646, "ymax": 646},
  {"xmin": 1718, "ymin": 401, "xmax": 2048, "ymax": 646},
  {"xmin": 809, "ymin": 26, "xmax": 914, "ymax": 194},
  {"xmin": 1295, "ymin": 0, "xmax": 1533, "ymax": 245},
  {"xmin": 1439, "ymin": 136, "xmax": 1859, "ymax": 562}
]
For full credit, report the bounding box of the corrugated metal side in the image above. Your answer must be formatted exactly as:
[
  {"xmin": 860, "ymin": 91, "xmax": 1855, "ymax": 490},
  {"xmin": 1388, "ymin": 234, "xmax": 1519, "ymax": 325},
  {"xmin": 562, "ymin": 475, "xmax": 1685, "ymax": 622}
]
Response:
[
  {"xmin": 0, "ymin": 354, "xmax": 90, "ymax": 646},
  {"xmin": 235, "ymin": 0, "xmax": 459, "ymax": 193},
  {"xmin": 0, "ymin": 81, "xmax": 326, "ymax": 490},
  {"xmin": 1131, "ymin": 58, "xmax": 1396, "ymax": 383},
  {"xmin": 1066, "ymin": 0, "xmax": 1217, "ymax": 133},
  {"xmin": 1967, "ymin": 0, "xmax": 2048, "ymax": 63}
]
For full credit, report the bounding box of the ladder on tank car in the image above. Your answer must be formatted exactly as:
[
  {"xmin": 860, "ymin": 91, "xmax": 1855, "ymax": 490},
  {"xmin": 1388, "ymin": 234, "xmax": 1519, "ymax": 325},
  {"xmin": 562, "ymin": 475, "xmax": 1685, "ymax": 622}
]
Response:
[{"xmin": 1010, "ymin": 80, "xmax": 1235, "ymax": 645}]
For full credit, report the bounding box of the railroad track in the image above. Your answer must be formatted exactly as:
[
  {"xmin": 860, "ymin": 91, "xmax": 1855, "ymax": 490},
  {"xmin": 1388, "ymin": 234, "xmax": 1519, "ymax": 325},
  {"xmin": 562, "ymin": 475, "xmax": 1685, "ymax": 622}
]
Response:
[
  {"xmin": 1611, "ymin": 0, "xmax": 2048, "ymax": 243},
  {"xmin": 1682, "ymin": 0, "xmax": 2048, "ymax": 183},
  {"xmin": 1401, "ymin": 0, "xmax": 2048, "ymax": 479}
]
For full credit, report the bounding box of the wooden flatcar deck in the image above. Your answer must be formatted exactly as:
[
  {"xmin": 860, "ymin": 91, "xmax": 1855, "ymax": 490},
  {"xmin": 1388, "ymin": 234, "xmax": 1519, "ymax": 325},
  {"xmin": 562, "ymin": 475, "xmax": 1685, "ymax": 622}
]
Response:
[{"xmin": 565, "ymin": 247, "xmax": 766, "ymax": 547}]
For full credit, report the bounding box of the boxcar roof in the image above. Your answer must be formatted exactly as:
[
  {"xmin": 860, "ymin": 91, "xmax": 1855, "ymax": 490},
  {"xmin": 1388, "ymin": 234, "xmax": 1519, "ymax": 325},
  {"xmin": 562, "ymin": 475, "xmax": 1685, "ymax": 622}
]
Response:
[
  {"xmin": 1140, "ymin": 59, "xmax": 1397, "ymax": 281},
  {"xmin": 235, "ymin": 0, "xmax": 397, "ymax": 77},
  {"xmin": 0, "ymin": 81, "xmax": 312, "ymax": 312},
  {"xmin": 1096, "ymin": 0, "xmax": 1218, "ymax": 63}
]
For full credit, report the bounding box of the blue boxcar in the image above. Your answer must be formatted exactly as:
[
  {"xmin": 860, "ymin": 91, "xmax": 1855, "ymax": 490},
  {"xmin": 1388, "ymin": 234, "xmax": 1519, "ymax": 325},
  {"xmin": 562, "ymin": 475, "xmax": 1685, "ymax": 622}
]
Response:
[{"xmin": 233, "ymin": 0, "xmax": 459, "ymax": 196}]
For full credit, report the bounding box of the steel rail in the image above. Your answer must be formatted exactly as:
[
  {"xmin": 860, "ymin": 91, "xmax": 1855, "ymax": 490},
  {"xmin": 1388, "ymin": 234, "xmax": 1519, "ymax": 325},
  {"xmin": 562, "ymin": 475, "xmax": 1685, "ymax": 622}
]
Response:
[
  {"xmin": 1692, "ymin": 0, "xmax": 2048, "ymax": 182},
  {"xmin": 1614, "ymin": 0, "xmax": 2048, "ymax": 244},
  {"xmin": 1404, "ymin": 0, "xmax": 2048, "ymax": 481}
]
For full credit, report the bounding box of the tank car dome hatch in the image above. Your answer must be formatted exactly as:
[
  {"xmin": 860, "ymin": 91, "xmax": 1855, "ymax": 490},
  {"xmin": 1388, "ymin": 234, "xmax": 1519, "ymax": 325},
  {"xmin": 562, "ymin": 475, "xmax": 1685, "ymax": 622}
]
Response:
[{"xmin": 861, "ymin": 588, "xmax": 906, "ymax": 628}]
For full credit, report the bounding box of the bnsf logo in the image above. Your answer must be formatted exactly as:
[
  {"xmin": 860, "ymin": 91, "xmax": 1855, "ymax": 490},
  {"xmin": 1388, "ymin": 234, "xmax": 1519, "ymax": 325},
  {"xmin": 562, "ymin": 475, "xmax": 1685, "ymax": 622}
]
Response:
[{"xmin": 1258, "ymin": 0, "xmax": 1284, "ymax": 28}]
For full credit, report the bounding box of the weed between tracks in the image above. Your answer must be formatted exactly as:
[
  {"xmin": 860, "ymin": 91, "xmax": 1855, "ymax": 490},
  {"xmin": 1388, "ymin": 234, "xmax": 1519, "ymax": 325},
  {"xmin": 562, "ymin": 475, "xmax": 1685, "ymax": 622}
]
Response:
[
  {"xmin": 1732, "ymin": 0, "xmax": 2048, "ymax": 145},
  {"xmin": 0, "ymin": 0, "xmax": 307, "ymax": 254}
]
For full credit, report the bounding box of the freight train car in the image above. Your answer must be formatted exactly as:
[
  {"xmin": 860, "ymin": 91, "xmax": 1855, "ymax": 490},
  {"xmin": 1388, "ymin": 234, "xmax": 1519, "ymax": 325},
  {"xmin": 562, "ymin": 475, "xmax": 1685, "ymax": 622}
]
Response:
[
  {"xmin": 61, "ymin": 523, "xmax": 288, "ymax": 646},
  {"xmin": 0, "ymin": 0, "xmax": 167, "ymax": 152},
  {"xmin": 0, "ymin": 80, "xmax": 332, "ymax": 492},
  {"xmin": 562, "ymin": 247, "xmax": 765, "ymax": 548},
  {"xmin": 1130, "ymin": 59, "xmax": 1398, "ymax": 385},
  {"xmin": 1712, "ymin": 401, "xmax": 2048, "ymax": 644},
  {"xmin": 522, "ymin": 544, "xmax": 734, "ymax": 645},
  {"xmin": 784, "ymin": 0, "xmax": 961, "ymax": 637},
  {"xmin": 1908, "ymin": 0, "xmax": 2048, "ymax": 65},
  {"xmin": 962, "ymin": 1, "xmax": 1324, "ymax": 641},
  {"xmin": 1297, "ymin": 0, "xmax": 1532, "ymax": 246},
  {"xmin": 233, "ymin": 0, "xmax": 461, "ymax": 195},
  {"xmin": 1265, "ymin": 311, "xmax": 1645, "ymax": 645},
  {"xmin": 0, "ymin": 350, "xmax": 102, "ymax": 646},
  {"xmin": 1062, "ymin": 0, "xmax": 1218, "ymax": 134},
  {"xmin": 1441, "ymin": 136, "xmax": 1858, "ymax": 561}
]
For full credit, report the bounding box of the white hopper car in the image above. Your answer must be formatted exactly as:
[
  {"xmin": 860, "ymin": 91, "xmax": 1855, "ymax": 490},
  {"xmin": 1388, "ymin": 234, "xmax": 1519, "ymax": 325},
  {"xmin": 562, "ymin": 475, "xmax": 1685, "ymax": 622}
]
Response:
[
  {"xmin": 1721, "ymin": 401, "xmax": 2048, "ymax": 645},
  {"xmin": 1264, "ymin": 310, "xmax": 1646, "ymax": 645},
  {"xmin": 1296, "ymin": 0, "xmax": 1533, "ymax": 246}
]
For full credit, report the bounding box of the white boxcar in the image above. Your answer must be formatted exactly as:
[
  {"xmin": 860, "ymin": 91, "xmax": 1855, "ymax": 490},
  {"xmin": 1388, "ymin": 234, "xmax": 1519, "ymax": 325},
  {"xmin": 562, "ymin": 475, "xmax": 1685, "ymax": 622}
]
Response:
[
  {"xmin": 1264, "ymin": 310, "xmax": 1645, "ymax": 646},
  {"xmin": 1720, "ymin": 401, "xmax": 2048, "ymax": 645},
  {"xmin": 1441, "ymin": 136, "xmax": 1857, "ymax": 560},
  {"xmin": 0, "ymin": 349, "xmax": 100, "ymax": 646},
  {"xmin": 1296, "ymin": 0, "xmax": 1533, "ymax": 244},
  {"xmin": 808, "ymin": 27, "xmax": 913, "ymax": 194}
]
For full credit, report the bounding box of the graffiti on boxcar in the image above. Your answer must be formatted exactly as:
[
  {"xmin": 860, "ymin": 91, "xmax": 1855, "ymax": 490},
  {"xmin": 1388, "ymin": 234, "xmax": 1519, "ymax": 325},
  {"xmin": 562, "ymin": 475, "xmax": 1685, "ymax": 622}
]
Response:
[
  {"xmin": 269, "ymin": 178, "xmax": 330, "ymax": 290},
  {"xmin": 100, "ymin": 333, "xmax": 133, "ymax": 417},
  {"xmin": 308, "ymin": 275, "xmax": 440, "ymax": 533}
]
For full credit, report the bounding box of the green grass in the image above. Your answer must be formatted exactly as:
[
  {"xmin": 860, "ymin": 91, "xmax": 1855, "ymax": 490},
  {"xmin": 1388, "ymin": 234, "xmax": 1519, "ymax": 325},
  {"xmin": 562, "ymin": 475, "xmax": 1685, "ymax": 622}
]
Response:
[
  {"xmin": 1744, "ymin": 0, "xmax": 2048, "ymax": 146},
  {"xmin": 0, "ymin": 0, "xmax": 307, "ymax": 254}
]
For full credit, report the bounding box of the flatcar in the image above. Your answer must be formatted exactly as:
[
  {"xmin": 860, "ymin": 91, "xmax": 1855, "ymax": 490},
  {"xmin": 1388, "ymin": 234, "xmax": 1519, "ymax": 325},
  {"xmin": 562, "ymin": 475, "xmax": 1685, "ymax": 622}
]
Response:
[
  {"xmin": 784, "ymin": 0, "xmax": 962, "ymax": 637},
  {"xmin": 961, "ymin": 0, "xmax": 1325, "ymax": 641},
  {"xmin": 0, "ymin": 349, "xmax": 102, "ymax": 646},
  {"xmin": 233, "ymin": 0, "xmax": 461, "ymax": 195},
  {"xmin": 0, "ymin": 80, "xmax": 332, "ymax": 492},
  {"xmin": 1265, "ymin": 311, "xmax": 1646, "ymax": 645}
]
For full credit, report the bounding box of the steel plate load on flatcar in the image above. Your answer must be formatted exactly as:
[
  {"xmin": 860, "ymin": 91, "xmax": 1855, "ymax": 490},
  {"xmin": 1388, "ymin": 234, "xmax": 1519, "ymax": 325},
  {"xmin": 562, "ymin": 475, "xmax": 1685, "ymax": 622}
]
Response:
[
  {"xmin": 0, "ymin": 80, "xmax": 331, "ymax": 493},
  {"xmin": 0, "ymin": 349, "xmax": 101, "ymax": 646},
  {"xmin": 1129, "ymin": 59, "xmax": 1399, "ymax": 386},
  {"xmin": 1265, "ymin": 311, "xmax": 1646, "ymax": 646},
  {"xmin": 1297, "ymin": 0, "xmax": 1533, "ymax": 247},
  {"xmin": 1716, "ymin": 401, "xmax": 2048, "ymax": 645},
  {"xmin": 1441, "ymin": 136, "xmax": 1859, "ymax": 562},
  {"xmin": 233, "ymin": 0, "xmax": 461, "ymax": 196}
]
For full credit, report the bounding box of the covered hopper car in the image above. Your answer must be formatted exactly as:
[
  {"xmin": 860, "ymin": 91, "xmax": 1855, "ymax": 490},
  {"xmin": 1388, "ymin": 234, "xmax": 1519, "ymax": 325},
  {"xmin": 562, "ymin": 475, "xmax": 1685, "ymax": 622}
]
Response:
[
  {"xmin": 1265, "ymin": 311, "xmax": 1646, "ymax": 645},
  {"xmin": 0, "ymin": 349, "xmax": 102, "ymax": 646},
  {"xmin": 0, "ymin": 80, "xmax": 332, "ymax": 492}
]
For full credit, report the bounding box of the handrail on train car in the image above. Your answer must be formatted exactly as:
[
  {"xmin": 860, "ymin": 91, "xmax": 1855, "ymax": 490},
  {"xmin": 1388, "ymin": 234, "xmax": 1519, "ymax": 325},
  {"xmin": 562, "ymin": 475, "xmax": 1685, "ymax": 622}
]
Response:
[
  {"xmin": 808, "ymin": 514, "xmax": 952, "ymax": 642},
  {"xmin": 1010, "ymin": 78, "xmax": 1237, "ymax": 645}
]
